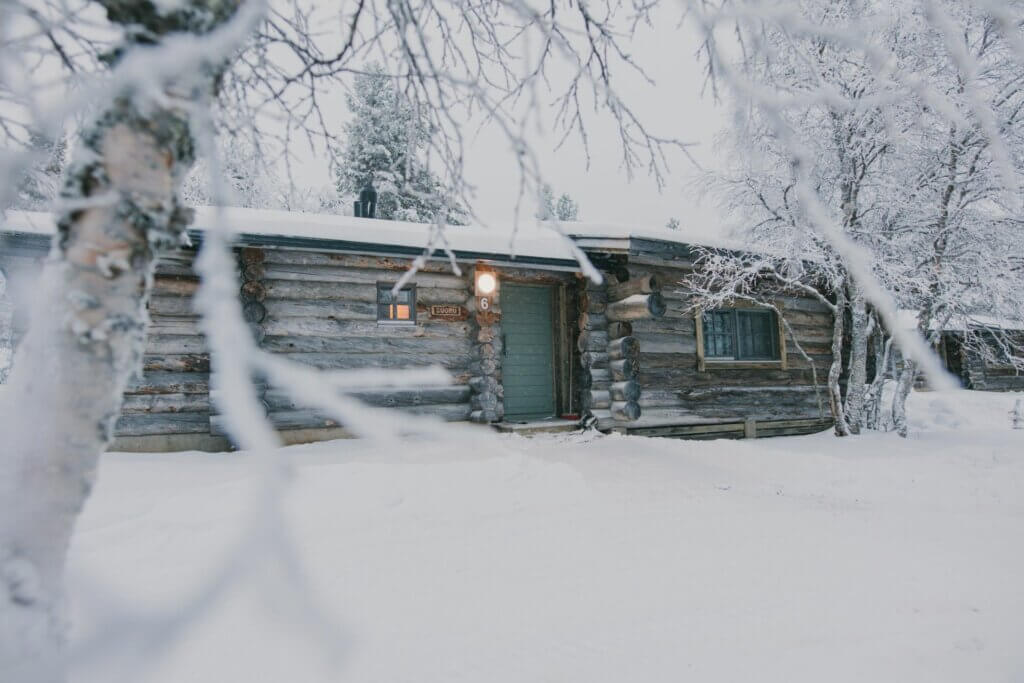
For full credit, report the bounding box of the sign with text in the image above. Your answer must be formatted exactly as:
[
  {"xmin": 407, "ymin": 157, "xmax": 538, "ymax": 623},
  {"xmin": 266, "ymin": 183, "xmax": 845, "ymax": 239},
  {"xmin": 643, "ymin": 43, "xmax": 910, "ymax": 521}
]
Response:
[{"xmin": 429, "ymin": 305, "xmax": 468, "ymax": 321}]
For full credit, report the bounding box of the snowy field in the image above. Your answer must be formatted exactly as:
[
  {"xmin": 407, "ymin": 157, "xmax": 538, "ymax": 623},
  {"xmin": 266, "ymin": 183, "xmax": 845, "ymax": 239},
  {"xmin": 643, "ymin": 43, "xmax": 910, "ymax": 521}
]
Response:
[{"xmin": 66, "ymin": 390, "xmax": 1024, "ymax": 682}]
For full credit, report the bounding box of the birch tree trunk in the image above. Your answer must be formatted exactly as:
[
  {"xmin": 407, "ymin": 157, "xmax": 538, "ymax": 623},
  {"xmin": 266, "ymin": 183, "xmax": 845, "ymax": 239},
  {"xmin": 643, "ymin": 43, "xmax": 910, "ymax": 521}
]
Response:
[
  {"xmin": 891, "ymin": 357, "xmax": 916, "ymax": 438},
  {"xmin": 844, "ymin": 280, "xmax": 868, "ymax": 433},
  {"xmin": 828, "ymin": 282, "xmax": 851, "ymax": 436},
  {"xmin": 0, "ymin": 2, "xmax": 243, "ymax": 679}
]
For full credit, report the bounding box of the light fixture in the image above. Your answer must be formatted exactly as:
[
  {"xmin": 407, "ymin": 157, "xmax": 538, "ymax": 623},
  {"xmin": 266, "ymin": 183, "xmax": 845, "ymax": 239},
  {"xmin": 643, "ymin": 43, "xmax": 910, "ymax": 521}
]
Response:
[{"xmin": 476, "ymin": 271, "xmax": 497, "ymax": 295}]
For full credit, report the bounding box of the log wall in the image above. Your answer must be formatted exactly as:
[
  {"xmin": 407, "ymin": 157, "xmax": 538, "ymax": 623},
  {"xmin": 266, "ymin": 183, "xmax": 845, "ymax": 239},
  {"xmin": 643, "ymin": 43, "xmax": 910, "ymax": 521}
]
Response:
[
  {"xmin": 618, "ymin": 241, "xmax": 833, "ymax": 431},
  {"xmin": 250, "ymin": 249, "xmax": 475, "ymax": 433}
]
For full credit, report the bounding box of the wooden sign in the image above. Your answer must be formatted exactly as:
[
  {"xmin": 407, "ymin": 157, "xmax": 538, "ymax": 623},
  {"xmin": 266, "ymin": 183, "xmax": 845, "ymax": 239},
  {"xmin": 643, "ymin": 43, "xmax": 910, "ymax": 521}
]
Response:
[{"xmin": 429, "ymin": 304, "xmax": 468, "ymax": 321}]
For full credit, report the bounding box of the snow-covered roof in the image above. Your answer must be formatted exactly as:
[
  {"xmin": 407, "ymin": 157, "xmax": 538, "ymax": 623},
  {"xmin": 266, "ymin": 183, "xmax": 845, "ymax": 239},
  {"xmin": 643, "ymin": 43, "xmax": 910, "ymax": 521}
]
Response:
[{"xmin": 1, "ymin": 206, "xmax": 737, "ymax": 267}]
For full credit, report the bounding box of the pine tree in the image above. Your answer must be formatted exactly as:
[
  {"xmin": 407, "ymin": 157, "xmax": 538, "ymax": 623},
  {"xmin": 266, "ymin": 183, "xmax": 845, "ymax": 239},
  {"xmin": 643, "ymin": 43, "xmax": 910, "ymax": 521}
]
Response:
[
  {"xmin": 555, "ymin": 193, "xmax": 579, "ymax": 221},
  {"xmin": 537, "ymin": 183, "xmax": 579, "ymax": 221},
  {"xmin": 335, "ymin": 64, "xmax": 467, "ymax": 224},
  {"xmin": 13, "ymin": 131, "xmax": 66, "ymax": 210}
]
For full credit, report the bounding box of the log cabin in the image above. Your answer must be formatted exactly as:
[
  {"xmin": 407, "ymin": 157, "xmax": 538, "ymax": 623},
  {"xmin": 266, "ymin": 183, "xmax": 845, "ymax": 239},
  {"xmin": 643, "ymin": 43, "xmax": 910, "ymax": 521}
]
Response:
[{"xmin": 1, "ymin": 208, "xmax": 835, "ymax": 450}]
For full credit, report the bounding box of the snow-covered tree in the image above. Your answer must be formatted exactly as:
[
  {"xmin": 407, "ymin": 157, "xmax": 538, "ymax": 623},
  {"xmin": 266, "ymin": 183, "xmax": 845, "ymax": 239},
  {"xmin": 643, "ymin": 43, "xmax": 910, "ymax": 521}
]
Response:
[
  {"xmin": 692, "ymin": 0, "xmax": 1024, "ymax": 437},
  {"xmin": 10, "ymin": 132, "xmax": 66, "ymax": 211},
  {"xmin": 182, "ymin": 132, "xmax": 288, "ymax": 209},
  {"xmin": 334, "ymin": 64, "xmax": 467, "ymax": 224},
  {"xmin": 0, "ymin": 0, "xmax": 683, "ymax": 675},
  {"xmin": 556, "ymin": 193, "xmax": 579, "ymax": 221},
  {"xmin": 537, "ymin": 183, "xmax": 580, "ymax": 221}
]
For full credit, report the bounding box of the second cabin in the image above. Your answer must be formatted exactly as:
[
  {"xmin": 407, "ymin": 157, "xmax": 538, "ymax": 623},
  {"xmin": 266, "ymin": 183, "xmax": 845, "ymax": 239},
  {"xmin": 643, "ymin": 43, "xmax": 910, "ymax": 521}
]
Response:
[{"xmin": 0, "ymin": 209, "xmax": 835, "ymax": 451}]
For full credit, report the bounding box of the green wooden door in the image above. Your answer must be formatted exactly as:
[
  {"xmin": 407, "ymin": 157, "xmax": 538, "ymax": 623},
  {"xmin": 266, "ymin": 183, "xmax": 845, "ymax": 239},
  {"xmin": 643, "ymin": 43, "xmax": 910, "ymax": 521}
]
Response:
[{"xmin": 502, "ymin": 283, "xmax": 556, "ymax": 420}]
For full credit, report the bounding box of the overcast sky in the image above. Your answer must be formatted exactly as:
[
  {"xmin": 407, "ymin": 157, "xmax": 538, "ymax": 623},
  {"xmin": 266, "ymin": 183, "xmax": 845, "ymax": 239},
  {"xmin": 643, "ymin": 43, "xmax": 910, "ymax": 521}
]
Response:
[{"xmin": 288, "ymin": 16, "xmax": 730, "ymax": 241}]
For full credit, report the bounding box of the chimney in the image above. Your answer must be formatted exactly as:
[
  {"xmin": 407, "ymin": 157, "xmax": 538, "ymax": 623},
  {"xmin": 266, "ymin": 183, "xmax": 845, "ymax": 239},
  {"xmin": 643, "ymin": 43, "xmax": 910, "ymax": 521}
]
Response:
[{"xmin": 355, "ymin": 180, "xmax": 378, "ymax": 218}]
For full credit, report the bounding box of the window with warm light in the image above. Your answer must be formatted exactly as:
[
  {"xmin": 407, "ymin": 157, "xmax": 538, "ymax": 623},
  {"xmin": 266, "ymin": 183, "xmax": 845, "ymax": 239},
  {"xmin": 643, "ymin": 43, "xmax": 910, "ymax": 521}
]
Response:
[{"xmin": 377, "ymin": 283, "xmax": 416, "ymax": 323}]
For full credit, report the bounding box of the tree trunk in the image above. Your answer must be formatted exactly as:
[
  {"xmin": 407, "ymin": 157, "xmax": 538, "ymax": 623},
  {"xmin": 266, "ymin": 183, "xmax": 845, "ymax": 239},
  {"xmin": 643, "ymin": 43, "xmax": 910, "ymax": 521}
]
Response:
[
  {"xmin": 843, "ymin": 281, "xmax": 868, "ymax": 433},
  {"xmin": 828, "ymin": 282, "xmax": 851, "ymax": 436},
  {"xmin": 892, "ymin": 358, "xmax": 916, "ymax": 438},
  {"xmin": 0, "ymin": 3, "xmax": 245, "ymax": 678},
  {"xmin": 863, "ymin": 324, "xmax": 892, "ymax": 431}
]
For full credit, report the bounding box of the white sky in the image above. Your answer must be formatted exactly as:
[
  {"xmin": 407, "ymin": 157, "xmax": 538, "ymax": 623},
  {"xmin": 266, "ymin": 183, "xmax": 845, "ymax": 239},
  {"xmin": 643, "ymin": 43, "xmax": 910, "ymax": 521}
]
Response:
[{"xmin": 286, "ymin": 17, "xmax": 730, "ymax": 240}]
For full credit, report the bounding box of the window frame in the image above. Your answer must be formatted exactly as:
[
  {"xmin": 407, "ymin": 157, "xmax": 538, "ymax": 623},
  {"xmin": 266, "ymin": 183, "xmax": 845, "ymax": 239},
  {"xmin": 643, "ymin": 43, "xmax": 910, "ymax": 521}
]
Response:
[
  {"xmin": 376, "ymin": 282, "xmax": 417, "ymax": 324},
  {"xmin": 695, "ymin": 304, "xmax": 788, "ymax": 371}
]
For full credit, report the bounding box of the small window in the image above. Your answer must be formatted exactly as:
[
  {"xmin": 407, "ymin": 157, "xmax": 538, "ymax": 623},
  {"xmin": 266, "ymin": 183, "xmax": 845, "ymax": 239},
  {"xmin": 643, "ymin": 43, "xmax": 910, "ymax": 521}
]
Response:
[
  {"xmin": 703, "ymin": 308, "xmax": 779, "ymax": 361},
  {"xmin": 377, "ymin": 283, "xmax": 416, "ymax": 323}
]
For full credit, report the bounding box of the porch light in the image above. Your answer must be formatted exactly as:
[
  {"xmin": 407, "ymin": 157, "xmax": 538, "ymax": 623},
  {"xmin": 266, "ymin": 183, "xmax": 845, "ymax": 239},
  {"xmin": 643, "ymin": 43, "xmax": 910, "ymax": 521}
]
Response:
[{"xmin": 476, "ymin": 271, "xmax": 497, "ymax": 295}]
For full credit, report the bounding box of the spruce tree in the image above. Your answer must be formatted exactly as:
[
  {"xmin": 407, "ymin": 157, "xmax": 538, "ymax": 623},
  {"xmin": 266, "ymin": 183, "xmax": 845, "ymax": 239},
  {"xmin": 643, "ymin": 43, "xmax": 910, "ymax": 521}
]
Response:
[{"xmin": 335, "ymin": 64, "xmax": 467, "ymax": 224}]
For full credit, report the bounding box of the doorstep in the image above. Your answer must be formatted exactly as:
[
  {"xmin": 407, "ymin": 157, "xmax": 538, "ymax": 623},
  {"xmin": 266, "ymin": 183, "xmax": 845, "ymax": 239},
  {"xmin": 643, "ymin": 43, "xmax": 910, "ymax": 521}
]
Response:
[{"xmin": 493, "ymin": 417, "xmax": 582, "ymax": 435}]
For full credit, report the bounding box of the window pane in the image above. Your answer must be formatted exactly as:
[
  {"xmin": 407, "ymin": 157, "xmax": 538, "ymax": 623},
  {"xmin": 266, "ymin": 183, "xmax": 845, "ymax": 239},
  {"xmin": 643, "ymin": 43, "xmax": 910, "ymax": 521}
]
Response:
[
  {"xmin": 395, "ymin": 304, "xmax": 410, "ymax": 320},
  {"xmin": 703, "ymin": 310, "xmax": 735, "ymax": 358},
  {"xmin": 737, "ymin": 310, "xmax": 777, "ymax": 359}
]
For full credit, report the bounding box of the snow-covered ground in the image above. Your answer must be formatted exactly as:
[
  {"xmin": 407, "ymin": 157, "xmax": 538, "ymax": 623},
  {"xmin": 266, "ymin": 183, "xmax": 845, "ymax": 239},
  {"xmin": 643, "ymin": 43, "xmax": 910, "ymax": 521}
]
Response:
[{"xmin": 67, "ymin": 390, "xmax": 1024, "ymax": 682}]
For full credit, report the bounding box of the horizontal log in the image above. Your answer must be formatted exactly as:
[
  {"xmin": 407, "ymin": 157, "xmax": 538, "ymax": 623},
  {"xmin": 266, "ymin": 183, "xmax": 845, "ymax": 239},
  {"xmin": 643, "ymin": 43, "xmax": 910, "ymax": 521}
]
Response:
[
  {"xmin": 154, "ymin": 261, "xmax": 197, "ymax": 278},
  {"xmin": 607, "ymin": 322, "xmax": 632, "ymax": 340},
  {"xmin": 279, "ymin": 352, "xmax": 472, "ymax": 372},
  {"xmin": 125, "ymin": 371, "xmax": 209, "ymax": 394},
  {"xmin": 147, "ymin": 316, "xmax": 202, "ymax": 336},
  {"xmin": 262, "ymin": 300, "xmax": 377, "ymax": 320},
  {"xmin": 577, "ymin": 330, "xmax": 609, "ymax": 353},
  {"xmin": 211, "ymin": 403, "xmax": 472, "ymax": 435},
  {"xmin": 605, "ymin": 293, "xmax": 666, "ymax": 321},
  {"xmin": 262, "ymin": 317, "xmax": 471, "ymax": 338},
  {"xmin": 607, "ymin": 274, "xmax": 660, "ymax": 301},
  {"xmin": 261, "ymin": 280, "xmax": 468, "ymax": 305},
  {"xmin": 610, "ymin": 380, "xmax": 640, "ymax": 402},
  {"xmin": 121, "ymin": 393, "xmax": 210, "ymax": 414},
  {"xmin": 259, "ymin": 385, "xmax": 470, "ymax": 410},
  {"xmin": 261, "ymin": 264, "xmax": 467, "ymax": 290},
  {"xmin": 259, "ymin": 250, "xmax": 459, "ymax": 273},
  {"xmin": 610, "ymin": 400, "xmax": 641, "ymax": 421},
  {"xmin": 143, "ymin": 354, "xmax": 210, "ymax": 372},
  {"xmin": 149, "ymin": 295, "xmax": 197, "ymax": 317},
  {"xmin": 585, "ymin": 390, "xmax": 611, "ymax": 410},
  {"xmin": 610, "ymin": 357, "xmax": 639, "ymax": 381},
  {"xmin": 630, "ymin": 316, "xmax": 695, "ymax": 335},
  {"xmin": 636, "ymin": 334, "xmax": 698, "ymax": 356},
  {"xmin": 152, "ymin": 275, "xmax": 199, "ymax": 297},
  {"xmin": 637, "ymin": 366, "xmax": 819, "ymax": 388},
  {"xmin": 607, "ymin": 336, "xmax": 639, "ymax": 360},
  {"xmin": 115, "ymin": 413, "xmax": 210, "ymax": 436},
  {"xmin": 261, "ymin": 335, "xmax": 471, "ymax": 355}
]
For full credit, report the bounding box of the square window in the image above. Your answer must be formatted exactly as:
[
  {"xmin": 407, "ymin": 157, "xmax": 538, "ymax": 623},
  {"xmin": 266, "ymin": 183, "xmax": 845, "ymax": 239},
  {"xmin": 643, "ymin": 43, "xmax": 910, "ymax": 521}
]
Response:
[
  {"xmin": 702, "ymin": 308, "xmax": 779, "ymax": 361},
  {"xmin": 377, "ymin": 283, "xmax": 416, "ymax": 323}
]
